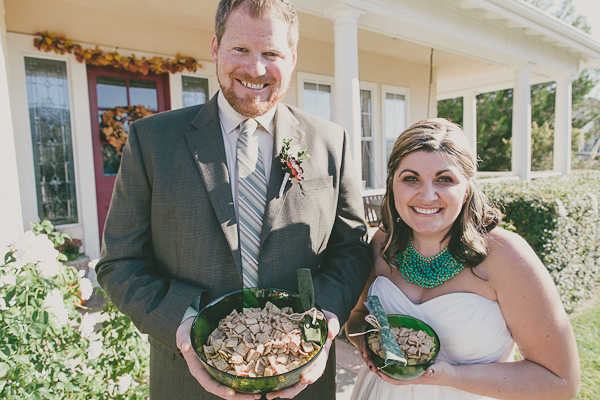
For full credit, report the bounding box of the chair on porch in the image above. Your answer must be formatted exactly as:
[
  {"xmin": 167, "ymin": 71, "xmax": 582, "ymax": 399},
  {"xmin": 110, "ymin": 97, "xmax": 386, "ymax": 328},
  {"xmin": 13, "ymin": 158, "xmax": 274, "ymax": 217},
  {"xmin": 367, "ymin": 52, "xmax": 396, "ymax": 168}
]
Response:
[{"xmin": 362, "ymin": 189, "xmax": 386, "ymax": 228}]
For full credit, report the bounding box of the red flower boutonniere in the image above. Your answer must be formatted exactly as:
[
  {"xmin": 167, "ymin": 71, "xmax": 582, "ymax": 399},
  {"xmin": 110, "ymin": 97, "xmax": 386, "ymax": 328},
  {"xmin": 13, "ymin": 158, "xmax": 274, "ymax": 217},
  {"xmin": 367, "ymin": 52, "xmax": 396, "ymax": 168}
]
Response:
[{"xmin": 279, "ymin": 139, "xmax": 310, "ymax": 182}]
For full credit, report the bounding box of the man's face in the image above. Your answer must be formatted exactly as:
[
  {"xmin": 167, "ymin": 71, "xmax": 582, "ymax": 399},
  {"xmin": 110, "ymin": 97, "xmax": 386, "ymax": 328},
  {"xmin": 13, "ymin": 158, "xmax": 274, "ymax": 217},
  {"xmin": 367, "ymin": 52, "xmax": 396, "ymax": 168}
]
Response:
[{"xmin": 211, "ymin": 8, "xmax": 297, "ymax": 117}]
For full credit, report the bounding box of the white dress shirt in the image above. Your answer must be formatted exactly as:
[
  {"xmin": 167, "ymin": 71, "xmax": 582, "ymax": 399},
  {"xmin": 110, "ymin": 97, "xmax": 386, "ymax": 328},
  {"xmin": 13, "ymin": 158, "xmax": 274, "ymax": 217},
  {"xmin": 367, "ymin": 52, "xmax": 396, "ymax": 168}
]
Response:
[{"xmin": 217, "ymin": 90, "xmax": 276, "ymax": 221}]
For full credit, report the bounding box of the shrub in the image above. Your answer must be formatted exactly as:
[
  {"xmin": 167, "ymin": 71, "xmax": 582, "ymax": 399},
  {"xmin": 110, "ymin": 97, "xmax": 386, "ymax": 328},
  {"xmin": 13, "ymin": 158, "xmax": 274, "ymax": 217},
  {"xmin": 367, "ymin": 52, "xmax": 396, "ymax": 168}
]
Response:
[
  {"xmin": 481, "ymin": 170, "xmax": 600, "ymax": 312},
  {"xmin": 572, "ymin": 156, "xmax": 600, "ymax": 171},
  {"xmin": 0, "ymin": 221, "xmax": 149, "ymax": 399}
]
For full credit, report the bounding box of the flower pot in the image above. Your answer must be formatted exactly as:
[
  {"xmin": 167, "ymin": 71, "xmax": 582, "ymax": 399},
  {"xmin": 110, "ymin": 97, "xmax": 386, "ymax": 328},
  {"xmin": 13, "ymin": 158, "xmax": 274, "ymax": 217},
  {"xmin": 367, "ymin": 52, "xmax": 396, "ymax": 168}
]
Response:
[{"xmin": 64, "ymin": 255, "xmax": 90, "ymax": 277}]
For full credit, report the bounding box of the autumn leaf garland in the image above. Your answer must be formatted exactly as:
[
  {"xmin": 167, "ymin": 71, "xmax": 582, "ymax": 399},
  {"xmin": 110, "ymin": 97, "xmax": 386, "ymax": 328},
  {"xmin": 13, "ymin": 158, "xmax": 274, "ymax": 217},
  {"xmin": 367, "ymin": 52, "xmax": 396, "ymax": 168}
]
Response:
[{"xmin": 34, "ymin": 31, "xmax": 200, "ymax": 75}]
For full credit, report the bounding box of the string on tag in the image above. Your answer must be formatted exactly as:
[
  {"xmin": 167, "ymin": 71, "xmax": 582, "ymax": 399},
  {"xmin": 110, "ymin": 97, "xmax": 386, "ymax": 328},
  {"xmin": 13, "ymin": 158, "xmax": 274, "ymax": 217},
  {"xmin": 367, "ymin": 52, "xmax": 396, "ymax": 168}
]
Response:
[
  {"xmin": 286, "ymin": 307, "xmax": 324, "ymax": 325},
  {"xmin": 347, "ymin": 314, "xmax": 389, "ymax": 337}
]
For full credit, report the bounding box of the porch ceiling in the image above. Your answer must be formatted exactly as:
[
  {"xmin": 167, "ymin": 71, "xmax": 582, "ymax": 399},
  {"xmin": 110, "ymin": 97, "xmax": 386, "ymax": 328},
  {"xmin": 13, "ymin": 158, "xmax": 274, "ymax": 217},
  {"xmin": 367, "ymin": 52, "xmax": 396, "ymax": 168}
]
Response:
[{"xmin": 6, "ymin": 0, "xmax": 600, "ymax": 100}]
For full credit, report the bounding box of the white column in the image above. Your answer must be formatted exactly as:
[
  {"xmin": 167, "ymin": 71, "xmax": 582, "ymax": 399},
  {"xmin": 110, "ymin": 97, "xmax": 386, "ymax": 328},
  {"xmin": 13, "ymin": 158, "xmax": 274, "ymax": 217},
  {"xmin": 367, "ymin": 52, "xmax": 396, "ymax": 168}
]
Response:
[
  {"xmin": 327, "ymin": 5, "xmax": 363, "ymax": 181},
  {"xmin": 511, "ymin": 64, "xmax": 533, "ymax": 180},
  {"xmin": 0, "ymin": 0, "xmax": 25, "ymax": 246},
  {"xmin": 462, "ymin": 92, "xmax": 478, "ymax": 158},
  {"xmin": 553, "ymin": 76, "xmax": 573, "ymax": 175}
]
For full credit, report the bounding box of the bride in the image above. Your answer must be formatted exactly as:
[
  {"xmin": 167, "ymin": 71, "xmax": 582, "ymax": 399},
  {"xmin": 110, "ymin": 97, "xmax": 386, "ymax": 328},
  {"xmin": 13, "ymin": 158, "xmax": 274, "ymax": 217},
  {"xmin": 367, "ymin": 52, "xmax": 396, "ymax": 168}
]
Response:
[{"xmin": 346, "ymin": 119, "xmax": 580, "ymax": 400}]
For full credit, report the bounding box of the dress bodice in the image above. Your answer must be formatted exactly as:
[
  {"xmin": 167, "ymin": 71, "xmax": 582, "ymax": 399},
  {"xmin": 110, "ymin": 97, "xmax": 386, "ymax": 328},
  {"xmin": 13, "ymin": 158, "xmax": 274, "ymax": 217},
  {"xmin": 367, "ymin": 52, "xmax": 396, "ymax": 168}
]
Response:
[{"xmin": 350, "ymin": 276, "xmax": 515, "ymax": 400}]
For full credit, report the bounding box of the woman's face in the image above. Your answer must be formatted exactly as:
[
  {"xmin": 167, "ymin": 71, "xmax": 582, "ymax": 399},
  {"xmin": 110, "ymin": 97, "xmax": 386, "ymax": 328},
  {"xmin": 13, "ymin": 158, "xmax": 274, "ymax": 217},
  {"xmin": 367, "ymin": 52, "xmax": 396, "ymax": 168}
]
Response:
[{"xmin": 392, "ymin": 150, "xmax": 469, "ymax": 240}]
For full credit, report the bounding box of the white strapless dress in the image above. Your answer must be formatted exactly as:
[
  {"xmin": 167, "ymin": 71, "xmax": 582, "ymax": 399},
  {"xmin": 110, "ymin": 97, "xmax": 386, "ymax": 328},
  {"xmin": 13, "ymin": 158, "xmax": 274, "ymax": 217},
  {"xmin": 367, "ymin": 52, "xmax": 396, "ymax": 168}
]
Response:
[{"xmin": 350, "ymin": 276, "xmax": 515, "ymax": 400}]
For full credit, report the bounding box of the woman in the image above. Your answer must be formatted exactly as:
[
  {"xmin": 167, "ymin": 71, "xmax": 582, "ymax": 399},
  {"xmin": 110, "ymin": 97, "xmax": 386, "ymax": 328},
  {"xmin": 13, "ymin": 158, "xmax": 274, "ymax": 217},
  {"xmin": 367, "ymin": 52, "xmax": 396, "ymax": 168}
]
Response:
[{"xmin": 346, "ymin": 119, "xmax": 580, "ymax": 400}]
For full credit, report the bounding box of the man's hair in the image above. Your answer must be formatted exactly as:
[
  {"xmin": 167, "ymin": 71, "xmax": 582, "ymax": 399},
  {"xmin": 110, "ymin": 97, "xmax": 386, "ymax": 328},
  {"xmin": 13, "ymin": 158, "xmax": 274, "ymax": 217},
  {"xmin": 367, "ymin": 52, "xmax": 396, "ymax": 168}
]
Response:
[
  {"xmin": 379, "ymin": 118, "xmax": 502, "ymax": 270},
  {"xmin": 215, "ymin": 0, "xmax": 299, "ymax": 50}
]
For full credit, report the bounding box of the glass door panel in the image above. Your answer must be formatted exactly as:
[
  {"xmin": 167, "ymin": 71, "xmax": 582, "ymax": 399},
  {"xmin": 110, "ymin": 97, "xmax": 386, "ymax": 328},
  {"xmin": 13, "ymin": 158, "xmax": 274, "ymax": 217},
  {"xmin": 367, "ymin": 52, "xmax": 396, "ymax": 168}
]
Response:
[{"xmin": 87, "ymin": 66, "xmax": 170, "ymax": 245}]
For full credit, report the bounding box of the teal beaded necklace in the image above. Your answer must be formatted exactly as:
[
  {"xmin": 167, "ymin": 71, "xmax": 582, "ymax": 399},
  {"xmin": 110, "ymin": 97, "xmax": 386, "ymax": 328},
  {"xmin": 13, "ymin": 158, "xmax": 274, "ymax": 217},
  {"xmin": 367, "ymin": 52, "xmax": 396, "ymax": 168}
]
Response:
[{"xmin": 396, "ymin": 241, "xmax": 465, "ymax": 288}]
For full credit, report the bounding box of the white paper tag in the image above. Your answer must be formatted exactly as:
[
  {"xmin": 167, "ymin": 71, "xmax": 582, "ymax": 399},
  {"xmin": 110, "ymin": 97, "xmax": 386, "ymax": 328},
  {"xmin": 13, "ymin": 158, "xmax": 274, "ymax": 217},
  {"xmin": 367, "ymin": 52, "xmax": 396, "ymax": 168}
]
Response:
[{"xmin": 279, "ymin": 172, "xmax": 290, "ymax": 198}]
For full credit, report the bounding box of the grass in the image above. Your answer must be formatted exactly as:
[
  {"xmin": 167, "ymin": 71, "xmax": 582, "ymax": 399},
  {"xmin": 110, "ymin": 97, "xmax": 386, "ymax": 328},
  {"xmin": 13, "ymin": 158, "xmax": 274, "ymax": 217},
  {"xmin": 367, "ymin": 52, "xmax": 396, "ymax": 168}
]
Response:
[{"xmin": 571, "ymin": 294, "xmax": 600, "ymax": 400}]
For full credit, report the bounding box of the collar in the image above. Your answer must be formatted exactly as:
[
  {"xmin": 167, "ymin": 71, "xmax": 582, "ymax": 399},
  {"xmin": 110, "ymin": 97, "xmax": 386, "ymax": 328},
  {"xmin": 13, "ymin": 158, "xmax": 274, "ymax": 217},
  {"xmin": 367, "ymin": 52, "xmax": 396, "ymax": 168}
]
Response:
[{"xmin": 217, "ymin": 90, "xmax": 276, "ymax": 135}]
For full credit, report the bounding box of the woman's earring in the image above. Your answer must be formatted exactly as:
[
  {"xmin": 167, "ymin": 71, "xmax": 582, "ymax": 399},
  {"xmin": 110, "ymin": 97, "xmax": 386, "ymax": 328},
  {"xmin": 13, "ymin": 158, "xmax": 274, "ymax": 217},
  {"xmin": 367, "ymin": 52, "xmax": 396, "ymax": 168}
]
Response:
[{"xmin": 396, "ymin": 217, "xmax": 401, "ymax": 223}]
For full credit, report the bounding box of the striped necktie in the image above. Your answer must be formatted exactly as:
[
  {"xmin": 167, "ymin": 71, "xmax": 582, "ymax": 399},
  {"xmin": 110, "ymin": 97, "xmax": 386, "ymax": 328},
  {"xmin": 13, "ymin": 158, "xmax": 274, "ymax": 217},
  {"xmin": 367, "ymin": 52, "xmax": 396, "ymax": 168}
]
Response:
[{"xmin": 237, "ymin": 118, "xmax": 266, "ymax": 288}]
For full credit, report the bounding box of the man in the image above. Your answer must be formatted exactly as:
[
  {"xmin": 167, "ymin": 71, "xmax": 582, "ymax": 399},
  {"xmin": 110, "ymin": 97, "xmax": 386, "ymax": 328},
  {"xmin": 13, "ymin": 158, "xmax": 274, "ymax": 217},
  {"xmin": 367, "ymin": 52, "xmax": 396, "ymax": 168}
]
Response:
[{"xmin": 96, "ymin": 0, "xmax": 371, "ymax": 398}]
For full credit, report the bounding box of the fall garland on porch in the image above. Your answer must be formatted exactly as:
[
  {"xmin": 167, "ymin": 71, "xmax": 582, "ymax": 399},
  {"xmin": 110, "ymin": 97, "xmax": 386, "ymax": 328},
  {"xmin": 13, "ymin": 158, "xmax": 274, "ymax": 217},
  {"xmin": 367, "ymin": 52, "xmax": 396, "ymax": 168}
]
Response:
[
  {"xmin": 101, "ymin": 105, "xmax": 154, "ymax": 155},
  {"xmin": 33, "ymin": 31, "xmax": 200, "ymax": 75}
]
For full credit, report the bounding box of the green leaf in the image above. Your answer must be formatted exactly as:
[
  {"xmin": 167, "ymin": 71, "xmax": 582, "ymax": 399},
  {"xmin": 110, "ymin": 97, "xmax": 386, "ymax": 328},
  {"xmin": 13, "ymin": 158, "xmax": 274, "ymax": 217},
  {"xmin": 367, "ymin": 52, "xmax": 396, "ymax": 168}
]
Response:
[{"xmin": 0, "ymin": 362, "xmax": 9, "ymax": 378}]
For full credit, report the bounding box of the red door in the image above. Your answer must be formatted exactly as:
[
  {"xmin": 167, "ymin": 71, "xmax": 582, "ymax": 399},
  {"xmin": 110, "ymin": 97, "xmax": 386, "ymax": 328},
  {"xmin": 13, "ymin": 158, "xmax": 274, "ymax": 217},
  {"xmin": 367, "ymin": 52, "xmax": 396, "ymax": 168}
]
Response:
[{"xmin": 87, "ymin": 66, "xmax": 170, "ymax": 245}]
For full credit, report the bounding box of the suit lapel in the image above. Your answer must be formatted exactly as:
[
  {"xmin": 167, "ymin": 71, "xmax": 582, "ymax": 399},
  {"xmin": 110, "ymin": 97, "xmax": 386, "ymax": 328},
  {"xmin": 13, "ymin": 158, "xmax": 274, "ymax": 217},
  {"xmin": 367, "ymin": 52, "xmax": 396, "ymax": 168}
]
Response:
[
  {"xmin": 260, "ymin": 104, "xmax": 304, "ymax": 246},
  {"xmin": 185, "ymin": 95, "xmax": 242, "ymax": 273}
]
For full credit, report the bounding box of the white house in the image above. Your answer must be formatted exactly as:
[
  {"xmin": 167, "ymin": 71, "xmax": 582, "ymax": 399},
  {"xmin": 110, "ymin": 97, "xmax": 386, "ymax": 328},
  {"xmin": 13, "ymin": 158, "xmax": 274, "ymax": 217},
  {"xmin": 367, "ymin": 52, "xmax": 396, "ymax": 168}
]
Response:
[{"xmin": 2, "ymin": 0, "xmax": 600, "ymax": 256}]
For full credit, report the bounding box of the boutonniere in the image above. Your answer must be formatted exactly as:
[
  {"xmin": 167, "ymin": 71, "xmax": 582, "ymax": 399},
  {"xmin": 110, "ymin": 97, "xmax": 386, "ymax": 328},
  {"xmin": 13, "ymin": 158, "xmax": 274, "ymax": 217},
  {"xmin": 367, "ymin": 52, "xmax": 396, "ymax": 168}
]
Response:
[{"xmin": 278, "ymin": 138, "xmax": 310, "ymax": 197}]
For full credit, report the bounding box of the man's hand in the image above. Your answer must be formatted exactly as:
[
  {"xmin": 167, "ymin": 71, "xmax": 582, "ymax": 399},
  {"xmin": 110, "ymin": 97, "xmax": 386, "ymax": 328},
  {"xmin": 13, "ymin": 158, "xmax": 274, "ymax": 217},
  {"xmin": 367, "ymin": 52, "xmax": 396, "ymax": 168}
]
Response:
[
  {"xmin": 176, "ymin": 317, "xmax": 260, "ymax": 400},
  {"xmin": 265, "ymin": 310, "xmax": 340, "ymax": 400}
]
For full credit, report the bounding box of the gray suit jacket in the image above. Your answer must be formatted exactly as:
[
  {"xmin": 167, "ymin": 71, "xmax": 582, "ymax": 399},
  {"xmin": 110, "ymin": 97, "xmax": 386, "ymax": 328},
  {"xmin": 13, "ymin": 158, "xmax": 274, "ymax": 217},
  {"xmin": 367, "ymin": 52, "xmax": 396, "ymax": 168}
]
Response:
[{"xmin": 97, "ymin": 93, "xmax": 371, "ymax": 399}]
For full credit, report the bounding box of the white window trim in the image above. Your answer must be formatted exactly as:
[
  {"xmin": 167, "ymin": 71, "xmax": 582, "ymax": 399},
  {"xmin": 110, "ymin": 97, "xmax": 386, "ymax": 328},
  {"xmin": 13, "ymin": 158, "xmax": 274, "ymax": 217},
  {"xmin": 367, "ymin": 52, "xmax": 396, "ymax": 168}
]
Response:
[
  {"xmin": 7, "ymin": 33, "xmax": 96, "ymax": 250},
  {"xmin": 169, "ymin": 61, "xmax": 218, "ymax": 110},
  {"xmin": 297, "ymin": 72, "xmax": 335, "ymax": 121},
  {"xmin": 359, "ymin": 81, "xmax": 383, "ymax": 189},
  {"xmin": 381, "ymin": 84, "xmax": 410, "ymax": 185}
]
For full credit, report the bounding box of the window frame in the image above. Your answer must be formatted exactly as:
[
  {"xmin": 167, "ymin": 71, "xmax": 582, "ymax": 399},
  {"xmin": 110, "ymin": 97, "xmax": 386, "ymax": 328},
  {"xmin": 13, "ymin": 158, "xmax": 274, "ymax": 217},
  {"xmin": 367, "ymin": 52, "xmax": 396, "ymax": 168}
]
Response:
[
  {"xmin": 297, "ymin": 72, "xmax": 335, "ymax": 122},
  {"xmin": 9, "ymin": 44, "xmax": 83, "ymax": 230},
  {"xmin": 381, "ymin": 84, "xmax": 410, "ymax": 185},
  {"xmin": 169, "ymin": 62, "xmax": 217, "ymax": 110},
  {"xmin": 359, "ymin": 81, "xmax": 382, "ymax": 189}
]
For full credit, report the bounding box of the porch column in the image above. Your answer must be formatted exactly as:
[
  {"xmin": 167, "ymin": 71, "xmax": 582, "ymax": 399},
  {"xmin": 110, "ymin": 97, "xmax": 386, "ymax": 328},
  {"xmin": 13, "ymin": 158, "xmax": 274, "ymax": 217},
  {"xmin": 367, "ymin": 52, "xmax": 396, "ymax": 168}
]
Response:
[
  {"xmin": 0, "ymin": 2, "xmax": 25, "ymax": 245},
  {"xmin": 462, "ymin": 92, "xmax": 478, "ymax": 158},
  {"xmin": 511, "ymin": 64, "xmax": 533, "ymax": 180},
  {"xmin": 327, "ymin": 5, "xmax": 362, "ymax": 180},
  {"xmin": 553, "ymin": 76, "xmax": 573, "ymax": 175}
]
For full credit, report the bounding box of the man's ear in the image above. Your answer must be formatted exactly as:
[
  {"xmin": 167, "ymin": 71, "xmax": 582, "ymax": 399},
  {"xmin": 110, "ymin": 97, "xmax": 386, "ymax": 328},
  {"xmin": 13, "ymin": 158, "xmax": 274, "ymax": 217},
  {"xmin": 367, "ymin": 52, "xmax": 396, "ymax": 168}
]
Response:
[
  {"xmin": 292, "ymin": 49, "xmax": 298, "ymax": 69},
  {"xmin": 210, "ymin": 35, "xmax": 219, "ymax": 64}
]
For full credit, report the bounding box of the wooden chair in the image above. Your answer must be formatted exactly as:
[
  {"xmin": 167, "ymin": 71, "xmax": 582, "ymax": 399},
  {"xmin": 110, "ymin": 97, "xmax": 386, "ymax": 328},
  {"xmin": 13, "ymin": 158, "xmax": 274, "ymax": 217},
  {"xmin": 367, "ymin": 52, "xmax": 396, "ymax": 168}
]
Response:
[{"xmin": 362, "ymin": 189, "xmax": 385, "ymax": 227}]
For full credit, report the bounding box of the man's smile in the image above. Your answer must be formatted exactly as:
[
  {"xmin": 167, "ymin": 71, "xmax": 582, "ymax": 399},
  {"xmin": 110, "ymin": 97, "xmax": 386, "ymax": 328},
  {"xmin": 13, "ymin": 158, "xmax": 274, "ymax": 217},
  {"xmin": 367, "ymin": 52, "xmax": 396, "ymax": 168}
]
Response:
[{"xmin": 237, "ymin": 79, "xmax": 268, "ymax": 90}]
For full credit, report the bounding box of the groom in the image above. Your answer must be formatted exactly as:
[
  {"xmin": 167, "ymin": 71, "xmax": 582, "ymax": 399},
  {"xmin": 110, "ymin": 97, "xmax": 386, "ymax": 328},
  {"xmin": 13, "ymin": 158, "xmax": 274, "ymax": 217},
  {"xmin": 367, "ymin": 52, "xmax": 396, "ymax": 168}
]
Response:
[{"xmin": 96, "ymin": 0, "xmax": 371, "ymax": 398}]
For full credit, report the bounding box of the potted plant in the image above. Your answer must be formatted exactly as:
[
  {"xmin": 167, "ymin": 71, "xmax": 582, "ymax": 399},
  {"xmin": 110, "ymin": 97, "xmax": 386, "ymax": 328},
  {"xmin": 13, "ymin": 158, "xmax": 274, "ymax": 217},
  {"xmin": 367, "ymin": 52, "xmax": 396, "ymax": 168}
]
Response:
[{"xmin": 58, "ymin": 238, "xmax": 90, "ymax": 275}]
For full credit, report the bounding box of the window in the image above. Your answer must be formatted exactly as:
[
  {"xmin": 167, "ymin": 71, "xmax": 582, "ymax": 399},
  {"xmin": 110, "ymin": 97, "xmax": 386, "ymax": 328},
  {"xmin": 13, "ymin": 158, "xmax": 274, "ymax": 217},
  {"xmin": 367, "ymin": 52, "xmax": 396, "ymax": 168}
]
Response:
[
  {"xmin": 297, "ymin": 73, "xmax": 334, "ymax": 121},
  {"xmin": 303, "ymin": 83, "xmax": 332, "ymax": 121},
  {"xmin": 24, "ymin": 57, "xmax": 78, "ymax": 225},
  {"xmin": 360, "ymin": 89, "xmax": 374, "ymax": 188},
  {"xmin": 182, "ymin": 75, "xmax": 209, "ymax": 107},
  {"xmin": 383, "ymin": 86, "xmax": 409, "ymax": 164},
  {"xmin": 95, "ymin": 75, "xmax": 160, "ymax": 175}
]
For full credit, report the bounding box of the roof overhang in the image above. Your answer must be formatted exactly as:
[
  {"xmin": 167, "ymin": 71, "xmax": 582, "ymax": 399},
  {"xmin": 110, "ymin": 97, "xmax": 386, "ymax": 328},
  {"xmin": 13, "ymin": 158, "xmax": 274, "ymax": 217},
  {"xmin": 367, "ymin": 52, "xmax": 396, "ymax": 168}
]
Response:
[{"xmin": 293, "ymin": 0, "xmax": 600, "ymax": 99}]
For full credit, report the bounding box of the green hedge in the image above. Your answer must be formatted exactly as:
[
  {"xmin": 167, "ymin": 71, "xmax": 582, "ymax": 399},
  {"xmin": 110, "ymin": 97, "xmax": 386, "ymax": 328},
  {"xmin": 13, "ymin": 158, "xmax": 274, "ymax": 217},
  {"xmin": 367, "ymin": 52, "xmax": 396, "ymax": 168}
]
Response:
[{"xmin": 480, "ymin": 170, "xmax": 600, "ymax": 312}]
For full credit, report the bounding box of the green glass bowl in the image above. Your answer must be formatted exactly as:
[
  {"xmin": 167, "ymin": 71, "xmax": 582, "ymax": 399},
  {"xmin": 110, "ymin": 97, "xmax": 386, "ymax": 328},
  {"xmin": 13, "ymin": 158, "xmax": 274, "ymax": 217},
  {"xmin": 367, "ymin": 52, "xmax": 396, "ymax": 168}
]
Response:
[
  {"xmin": 191, "ymin": 288, "xmax": 328, "ymax": 394},
  {"xmin": 365, "ymin": 314, "xmax": 440, "ymax": 380}
]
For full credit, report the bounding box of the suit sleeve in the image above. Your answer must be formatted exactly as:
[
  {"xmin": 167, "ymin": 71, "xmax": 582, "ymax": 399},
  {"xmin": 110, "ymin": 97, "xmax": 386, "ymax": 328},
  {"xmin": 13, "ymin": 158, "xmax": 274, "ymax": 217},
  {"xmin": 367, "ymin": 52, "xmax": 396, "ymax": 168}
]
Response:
[
  {"xmin": 96, "ymin": 123, "xmax": 205, "ymax": 354},
  {"xmin": 313, "ymin": 129, "xmax": 372, "ymax": 325}
]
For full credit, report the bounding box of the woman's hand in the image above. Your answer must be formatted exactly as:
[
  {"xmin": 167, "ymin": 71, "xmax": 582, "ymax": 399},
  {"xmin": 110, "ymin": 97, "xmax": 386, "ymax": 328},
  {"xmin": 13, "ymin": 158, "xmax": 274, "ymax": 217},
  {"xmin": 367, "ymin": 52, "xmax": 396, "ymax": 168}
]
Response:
[
  {"xmin": 373, "ymin": 358, "xmax": 457, "ymax": 387},
  {"xmin": 356, "ymin": 334, "xmax": 378, "ymax": 373}
]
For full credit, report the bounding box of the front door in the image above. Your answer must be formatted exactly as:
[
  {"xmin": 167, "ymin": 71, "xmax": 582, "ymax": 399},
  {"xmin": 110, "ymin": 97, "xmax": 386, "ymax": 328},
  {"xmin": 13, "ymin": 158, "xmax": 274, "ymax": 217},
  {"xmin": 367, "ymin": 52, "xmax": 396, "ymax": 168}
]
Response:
[{"xmin": 87, "ymin": 66, "xmax": 170, "ymax": 244}]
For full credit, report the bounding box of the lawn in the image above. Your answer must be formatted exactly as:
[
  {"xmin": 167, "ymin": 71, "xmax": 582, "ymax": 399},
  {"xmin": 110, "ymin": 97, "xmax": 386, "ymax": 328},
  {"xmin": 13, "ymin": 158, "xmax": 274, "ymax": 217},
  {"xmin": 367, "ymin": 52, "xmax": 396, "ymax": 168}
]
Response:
[{"xmin": 571, "ymin": 293, "xmax": 600, "ymax": 400}]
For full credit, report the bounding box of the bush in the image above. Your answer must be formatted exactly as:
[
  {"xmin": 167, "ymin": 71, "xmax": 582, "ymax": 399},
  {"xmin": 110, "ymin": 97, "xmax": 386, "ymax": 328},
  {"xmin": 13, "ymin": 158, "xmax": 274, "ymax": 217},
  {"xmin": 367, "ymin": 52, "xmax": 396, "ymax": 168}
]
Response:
[
  {"xmin": 572, "ymin": 156, "xmax": 600, "ymax": 171},
  {"xmin": 481, "ymin": 170, "xmax": 600, "ymax": 312},
  {"xmin": 0, "ymin": 221, "xmax": 149, "ymax": 399}
]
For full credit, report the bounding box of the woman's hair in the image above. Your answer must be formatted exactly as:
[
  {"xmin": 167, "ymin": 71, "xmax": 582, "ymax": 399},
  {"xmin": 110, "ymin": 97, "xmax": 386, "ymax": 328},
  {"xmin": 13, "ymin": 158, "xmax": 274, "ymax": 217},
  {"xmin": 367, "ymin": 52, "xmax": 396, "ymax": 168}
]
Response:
[{"xmin": 380, "ymin": 118, "xmax": 502, "ymax": 269}]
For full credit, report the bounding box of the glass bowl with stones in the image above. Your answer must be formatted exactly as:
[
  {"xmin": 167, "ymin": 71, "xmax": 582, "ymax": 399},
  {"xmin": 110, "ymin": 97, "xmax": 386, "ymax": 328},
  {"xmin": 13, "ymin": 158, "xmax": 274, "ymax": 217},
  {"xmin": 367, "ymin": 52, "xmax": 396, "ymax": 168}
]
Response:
[
  {"xmin": 365, "ymin": 314, "xmax": 440, "ymax": 380},
  {"xmin": 191, "ymin": 288, "xmax": 328, "ymax": 394}
]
